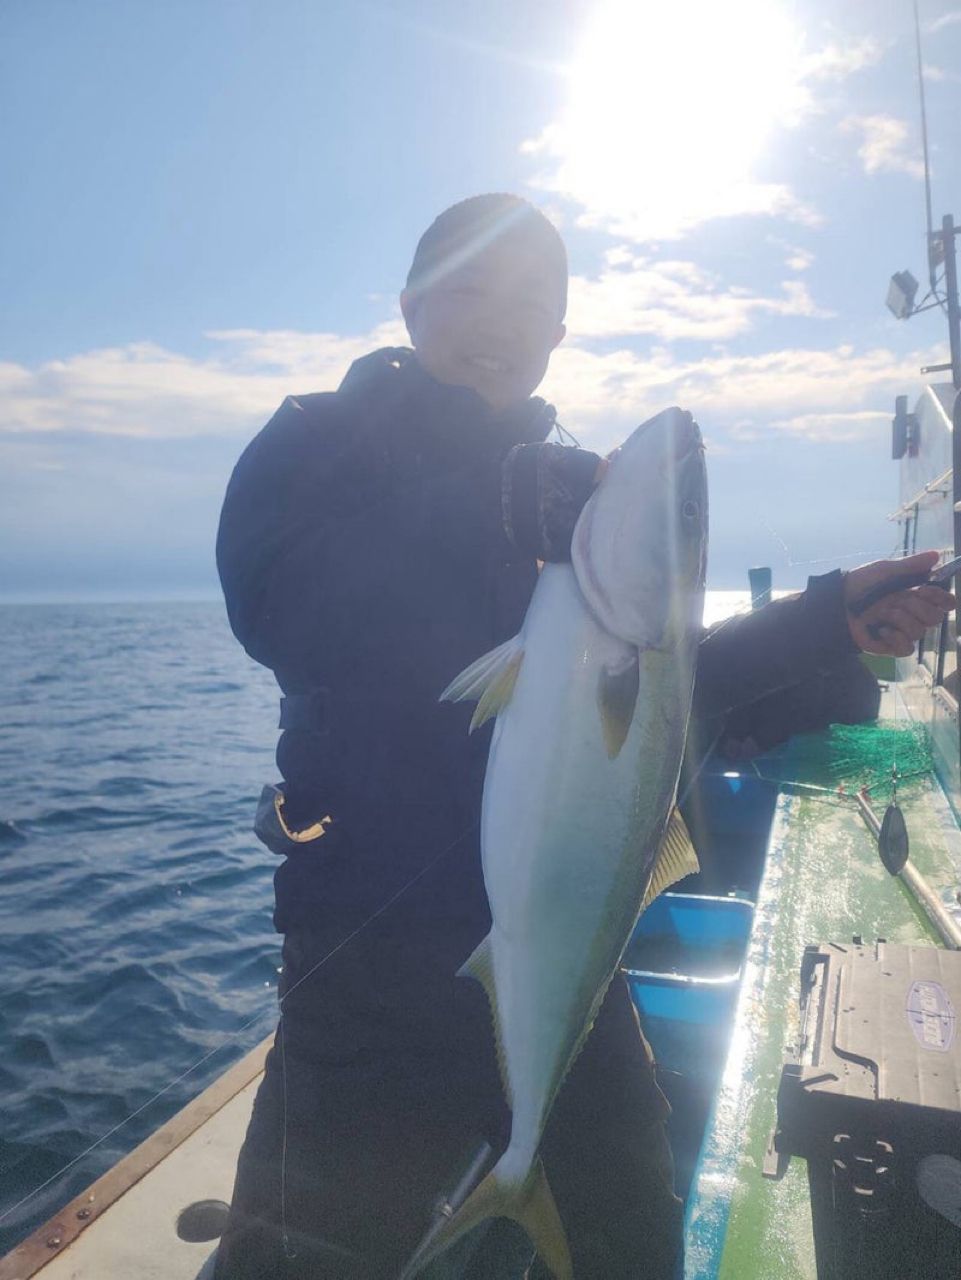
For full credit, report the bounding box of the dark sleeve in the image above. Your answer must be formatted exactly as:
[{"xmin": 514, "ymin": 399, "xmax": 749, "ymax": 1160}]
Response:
[
  {"xmin": 215, "ymin": 395, "xmax": 343, "ymax": 674},
  {"xmin": 216, "ymin": 395, "xmax": 515, "ymax": 680},
  {"xmin": 502, "ymin": 442, "xmax": 602, "ymax": 562},
  {"xmin": 693, "ymin": 569, "xmax": 865, "ymax": 721},
  {"xmin": 717, "ymin": 656, "xmax": 880, "ymax": 757}
]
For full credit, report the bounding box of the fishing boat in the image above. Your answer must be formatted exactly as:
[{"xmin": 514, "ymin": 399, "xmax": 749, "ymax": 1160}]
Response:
[
  {"xmin": 4, "ymin": 137, "xmax": 960, "ymax": 1280},
  {"xmin": 4, "ymin": 633, "xmax": 958, "ymax": 1280},
  {"xmin": 668, "ymin": 210, "xmax": 961, "ymax": 1277},
  {"xmin": 4, "ymin": 377, "xmax": 960, "ymax": 1280}
]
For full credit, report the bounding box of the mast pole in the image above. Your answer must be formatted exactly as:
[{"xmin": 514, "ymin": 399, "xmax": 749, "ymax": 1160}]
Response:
[
  {"xmin": 914, "ymin": 0, "xmax": 938, "ymax": 292},
  {"xmin": 943, "ymin": 215, "xmax": 961, "ymax": 392}
]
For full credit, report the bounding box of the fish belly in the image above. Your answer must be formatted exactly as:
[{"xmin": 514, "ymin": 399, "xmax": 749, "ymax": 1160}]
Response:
[{"xmin": 480, "ymin": 565, "xmax": 689, "ymax": 1158}]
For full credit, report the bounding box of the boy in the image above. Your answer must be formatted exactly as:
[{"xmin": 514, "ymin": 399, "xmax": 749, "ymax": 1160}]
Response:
[{"xmin": 215, "ymin": 194, "xmax": 952, "ymax": 1279}]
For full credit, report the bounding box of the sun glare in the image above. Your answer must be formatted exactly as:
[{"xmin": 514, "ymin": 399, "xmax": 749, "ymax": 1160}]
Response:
[{"xmin": 529, "ymin": 0, "xmax": 807, "ymax": 240}]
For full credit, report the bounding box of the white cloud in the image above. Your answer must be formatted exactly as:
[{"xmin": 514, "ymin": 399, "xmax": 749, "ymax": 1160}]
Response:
[
  {"xmin": 748, "ymin": 409, "xmax": 890, "ymax": 443},
  {"xmin": 841, "ymin": 115, "xmax": 925, "ymax": 179},
  {"xmin": 540, "ymin": 340, "xmax": 938, "ymax": 451},
  {"xmin": 206, "ymin": 321, "xmax": 407, "ymax": 377},
  {"xmin": 921, "ymin": 61, "xmax": 961, "ymax": 83},
  {"xmin": 1, "ymin": 325, "xmax": 938, "ymax": 464},
  {"xmin": 0, "ymin": 322, "xmax": 407, "ymax": 439},
  {"xmin": 801, "ymin": 38, "xmax": 883, "ymax": 80},
  {"xmin": 785, "ymin": 249, "xmax": 815, "ymax": 271},
  {"xmin": 566, "ymin": 258, "xmax": 830, "ymax": 342},
  {"xmin": 555, "ymin": 178, "xmax": 820, "ymax": 246},
  {"xmin": 928, "ymin": 10, "xmax": 961, "ymax": 33}
]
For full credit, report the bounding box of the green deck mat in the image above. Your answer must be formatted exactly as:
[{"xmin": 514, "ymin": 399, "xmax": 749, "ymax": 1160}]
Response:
[{"xmin": 685, "ymin": 719, "xmax": 956, "ymax": 1280}]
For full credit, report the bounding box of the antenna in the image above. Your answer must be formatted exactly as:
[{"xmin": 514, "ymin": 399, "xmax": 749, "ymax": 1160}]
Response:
[
  {"xmin": 884, "ymin": 2, "xmax": 960, "ymax": 390},
  {"xmin": 913, "ymin": 0, "xmax": 937, "ymax": 291}
]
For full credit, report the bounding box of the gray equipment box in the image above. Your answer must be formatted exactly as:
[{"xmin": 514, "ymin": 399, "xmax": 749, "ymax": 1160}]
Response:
[{"xmin": 764, "ymin": 940, "xmax": 961, "ymax": 1279}]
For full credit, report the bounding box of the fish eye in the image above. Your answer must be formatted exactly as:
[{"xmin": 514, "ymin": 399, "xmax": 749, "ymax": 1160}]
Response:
[{"xmin": 682, "ymin": 501, "xmax": 699, "ymax": 520}]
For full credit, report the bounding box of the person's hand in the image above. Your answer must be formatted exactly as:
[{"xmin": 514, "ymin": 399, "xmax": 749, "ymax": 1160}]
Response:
[{"xmin": 845, "ymin": 551, "xmax": 955, "ymax": 656}]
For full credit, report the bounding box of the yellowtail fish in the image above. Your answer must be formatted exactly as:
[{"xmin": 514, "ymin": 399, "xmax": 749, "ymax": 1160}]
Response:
[{"xmin": 404, "ymin": 406, "xmax": 707, "ymax": 1279}]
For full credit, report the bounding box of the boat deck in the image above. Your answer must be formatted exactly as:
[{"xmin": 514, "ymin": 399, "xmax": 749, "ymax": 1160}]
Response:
[
  {"xmin": 4, "ymin": 692, "xmax": 960, "ymax": 1279},
  {"xmin": 0, "ymin": 1040, "xmax": 269, "ymax": 1280},
  {"xmin": 685, "ymin": 719, "xmax": 961, "ymax": 1278}
]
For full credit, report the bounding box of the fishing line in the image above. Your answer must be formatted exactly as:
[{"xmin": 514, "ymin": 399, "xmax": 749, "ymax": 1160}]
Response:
[
  {"xmin": 756, "ymin": 512, "xmax": 896, "ymax": 571},
  {"xmin": 3, "ymin": 439, "xmax": 933, "ymax": 1232},
  {"xmin": 0, "ymin": 821, "xmax": 478, "ymax": 1233},
  {"xmin": 550, "ymin": 417, "xmax": 582, "ymax": 448},
  {"xmin": 0, "ymin": 1035, "xmax": 257, "ymax": 1229},
  {"xmin": 279, "ymin": 1012, "xmax": 296, "ymax": 1260},
  {"xmin": 698, "ymin": 530, "xmax": 918, "ymax": 652}
]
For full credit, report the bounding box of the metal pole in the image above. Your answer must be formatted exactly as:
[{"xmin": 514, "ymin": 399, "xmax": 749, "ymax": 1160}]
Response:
[
  {"xmin": 954, "ymin": 391, "xmax": 961, "ymax": 779},
  {"xmin": 914, "ymin": 0, "xmax": 937, "ymax": 292},
  {"xmin": 943, "ymin": 215, "xmax": 961, "ymax": 391},
  {"xmin": 855, "ymin": 792, "xmax": 961, "ymax": 948}
]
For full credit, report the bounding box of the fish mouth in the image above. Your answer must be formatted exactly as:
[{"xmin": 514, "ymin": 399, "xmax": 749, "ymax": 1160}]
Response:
[
  {"xmin": 628, "ymin": 408, "xmax": 702, "ymax": 461},
  {"xmin": 673, "ymin": 413, "xmax": 703, "ymax": 461}
]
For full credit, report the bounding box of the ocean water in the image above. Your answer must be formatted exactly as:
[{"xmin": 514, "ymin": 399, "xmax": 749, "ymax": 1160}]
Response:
[
  {"xmin": 0, "ymin": 602, "xmax": 280, "ymax": 1254},
  {"xmin": 0, "ymin": 593, "xmax": 754, "ymax": 1254}
]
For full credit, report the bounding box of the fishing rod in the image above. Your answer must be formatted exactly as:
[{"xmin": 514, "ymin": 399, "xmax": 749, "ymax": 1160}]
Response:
[{"xmin": 855, "ymin": 786, "xmax": 961, "ymax": 946}]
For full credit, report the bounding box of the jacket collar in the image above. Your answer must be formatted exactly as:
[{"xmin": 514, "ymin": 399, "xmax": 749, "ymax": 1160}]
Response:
[{"xmin": 338, "ymin": 347, "xmax": 557, "ymax": 452}]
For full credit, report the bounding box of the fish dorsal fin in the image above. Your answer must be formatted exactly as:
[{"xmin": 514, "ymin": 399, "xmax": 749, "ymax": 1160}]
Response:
[
  {"xmin": 597, "ymin": 652, "xmax": 639, "ymax": 759},
  {"xmin": 640, "ymin": 807, "xmax": 700, "ymax": 912},
  {"xmin": 457, "ymin": 936, "xmax": 512, "ymax": 1105},
  {"xmin": 440, "ymin": 636, "xmax": 524, "ymax": 732}
]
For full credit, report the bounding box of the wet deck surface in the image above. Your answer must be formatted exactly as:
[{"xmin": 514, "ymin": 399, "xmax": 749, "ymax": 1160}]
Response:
[{"xmin": 686, "ymin": 722, "xmax": 960, "ymax": 1279}]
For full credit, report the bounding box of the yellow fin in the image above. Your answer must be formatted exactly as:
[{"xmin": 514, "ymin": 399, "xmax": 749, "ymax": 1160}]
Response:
[
  {"xmin": 597, "ymin": 653, "xmax": 639, "ymax": 758},
  {"xmin": 458, "ymin": 936, "xmax": 512, "ymax": 1105},
  {"xmin": 440, "ymin": 637, "xmax": 524, "ymax": 733},
  {"xmin": 399, "ymin": 1157, "xmax": 572, "ymax": 1280},
  {"xmin": 510, "ymin": 1159, "xmax": 572, "ymax": 1280},
  {"xmin": 640, "ymin": 808, "xmax": 700, "ymax": 912}
]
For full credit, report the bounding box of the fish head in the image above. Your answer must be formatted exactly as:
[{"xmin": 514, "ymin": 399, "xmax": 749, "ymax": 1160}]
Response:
[{"xmin": 571, "ymin": 407, "xmax": 708, "ymax": 648}]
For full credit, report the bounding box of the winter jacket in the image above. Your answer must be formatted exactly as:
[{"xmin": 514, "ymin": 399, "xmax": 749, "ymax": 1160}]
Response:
[{"xmin": 217, "ymin": 347, "xmax": 876, "ymax": 948}]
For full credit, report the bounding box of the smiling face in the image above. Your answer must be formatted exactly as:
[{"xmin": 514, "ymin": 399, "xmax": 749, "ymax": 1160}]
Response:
[{"xmin": 400, "ymin": 232, "xmax": 566, "ymax": 412}]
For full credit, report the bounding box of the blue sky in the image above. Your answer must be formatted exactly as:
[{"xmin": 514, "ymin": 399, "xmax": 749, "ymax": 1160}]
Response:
[{"xmin": 2, "ymin": 0, "xmax": 960, "ymax": 599}]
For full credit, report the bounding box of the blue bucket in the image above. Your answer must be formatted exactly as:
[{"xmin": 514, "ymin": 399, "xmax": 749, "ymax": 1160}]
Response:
[{"xmin": 622, "ymin": 893, "xmax": 754, "ymax": 1080}]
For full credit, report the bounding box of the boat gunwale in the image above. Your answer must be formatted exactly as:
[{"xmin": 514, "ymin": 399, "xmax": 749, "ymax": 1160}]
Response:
[{"xmin": 0, "ymin": 1035, "xmax": 272, "ymax": 1280}]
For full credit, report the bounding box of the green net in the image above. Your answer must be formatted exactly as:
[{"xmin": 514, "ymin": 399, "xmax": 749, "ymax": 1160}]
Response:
[{"xmin": 751, "ymin": 719, "xmax": 933, "ymax": 794}]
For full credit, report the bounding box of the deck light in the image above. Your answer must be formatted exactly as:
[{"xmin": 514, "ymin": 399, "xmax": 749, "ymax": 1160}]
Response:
[{"xmin": 886, "ymin": 270, "xmax": 920, "ymax": 320}]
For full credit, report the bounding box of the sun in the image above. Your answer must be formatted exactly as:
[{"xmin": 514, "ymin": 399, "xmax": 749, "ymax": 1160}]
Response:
[{"xmin": 527, "ymin": 0, "xmax": 807, "ymax": 240}]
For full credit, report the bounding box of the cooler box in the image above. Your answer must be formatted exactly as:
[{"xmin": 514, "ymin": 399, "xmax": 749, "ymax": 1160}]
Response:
[{"xmin": 764, "ymin": 940, "xmax": 961, "ymax": 1279}]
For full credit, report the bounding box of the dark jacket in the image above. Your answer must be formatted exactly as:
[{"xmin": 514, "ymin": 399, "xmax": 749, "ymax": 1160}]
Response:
[{"xmin": 217, "ymin": 347, "xmax": 876, "ymax": 951}]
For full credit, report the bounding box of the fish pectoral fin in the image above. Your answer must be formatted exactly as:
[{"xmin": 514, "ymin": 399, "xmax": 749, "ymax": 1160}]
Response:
[
  {"xmin": 597, "ymin": 651, "xmax": 639, "ymax": 758},
  {"xmin": 640, "ymin": 807, "xmax": 700, "ymax": 912},
  {"xmin": 439, "ymin": 636, "xmax": 524, "ymax": 732},
  {"xmin": 458, "ymin": 936, "xmax": 512, "ymax": 1105}
]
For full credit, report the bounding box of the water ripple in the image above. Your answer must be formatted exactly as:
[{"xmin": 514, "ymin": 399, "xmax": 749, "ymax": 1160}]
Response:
[{"xmin": 0, "ymin": 601, "xmax": 280, "ymax": 1254}]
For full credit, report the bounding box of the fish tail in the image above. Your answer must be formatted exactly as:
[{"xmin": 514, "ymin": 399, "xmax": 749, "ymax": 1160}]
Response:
[{"xmin": 398, "ymin": 1152, "xmax": 572, "ymax": 1280}]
